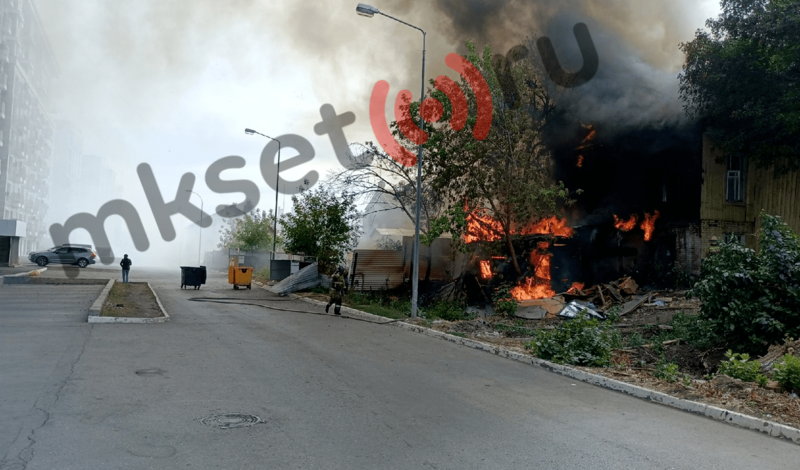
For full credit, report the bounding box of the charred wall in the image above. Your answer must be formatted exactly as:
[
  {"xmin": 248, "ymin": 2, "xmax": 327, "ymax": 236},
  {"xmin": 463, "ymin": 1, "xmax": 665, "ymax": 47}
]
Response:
[{"xmin": 549, "ymin": 121, "xmax": 704, "ymax": 283}]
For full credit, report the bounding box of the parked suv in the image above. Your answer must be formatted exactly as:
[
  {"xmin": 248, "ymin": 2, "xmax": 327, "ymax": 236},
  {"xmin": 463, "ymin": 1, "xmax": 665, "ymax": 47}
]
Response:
[{"xmin": 28, "ymin": 245, "xmax": 97, "ymax": 268}]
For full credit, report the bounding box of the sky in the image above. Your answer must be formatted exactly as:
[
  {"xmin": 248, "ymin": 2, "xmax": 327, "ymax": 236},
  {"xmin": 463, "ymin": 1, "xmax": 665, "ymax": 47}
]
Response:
[{"xmin": 33, "ymin": 0, "xmax": 722, "ymax": 266}]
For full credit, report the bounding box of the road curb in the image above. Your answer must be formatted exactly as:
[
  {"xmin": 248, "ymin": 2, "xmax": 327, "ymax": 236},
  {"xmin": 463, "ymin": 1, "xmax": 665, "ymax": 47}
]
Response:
[
  {"xmin": 88, "ymin": 279, "xmax": 114, "ymax": 317},
  {"xmin": 0, "ymin": 267, "xmax": 47, "ymax": 285},
  {"xmin": 88, "ymin": 281, "xmax": 170, "ymax": 324},
  {"xmin": 285, "ymin": 292, "xmax": 800, "ymax": 445}
]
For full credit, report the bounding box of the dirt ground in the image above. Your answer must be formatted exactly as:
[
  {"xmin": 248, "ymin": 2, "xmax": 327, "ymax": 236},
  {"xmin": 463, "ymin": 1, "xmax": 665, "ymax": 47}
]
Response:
[
  {"xmin": 101, "ymin": 282, "xmax": 163, "ymax": 318},
  {"xmin": 582, "ymin": 366, "xmax": 800, "ymax": 430}
]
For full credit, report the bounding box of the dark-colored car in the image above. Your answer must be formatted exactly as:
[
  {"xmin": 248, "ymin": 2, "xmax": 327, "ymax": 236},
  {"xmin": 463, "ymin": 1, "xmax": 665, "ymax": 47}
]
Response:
[{"xmin": 28, "ymin": 245, "xmax": 97, "ymax": 268}]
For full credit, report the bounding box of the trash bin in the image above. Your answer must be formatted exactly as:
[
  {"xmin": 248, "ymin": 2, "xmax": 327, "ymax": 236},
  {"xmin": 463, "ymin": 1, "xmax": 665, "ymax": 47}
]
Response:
[
  {"xmin": 180, "ymin": 266, "xmax": 207, "ymax": 290},
  {"xmin": 229, "ymin": 266, "xmax": 253, "ymax": 290}
]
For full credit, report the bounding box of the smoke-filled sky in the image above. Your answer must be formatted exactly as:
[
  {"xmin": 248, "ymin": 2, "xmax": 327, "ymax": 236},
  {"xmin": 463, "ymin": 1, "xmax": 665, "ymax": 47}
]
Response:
[{"xmin": 34, "ymin": 0, "xmax": 720, "ymax": 265}]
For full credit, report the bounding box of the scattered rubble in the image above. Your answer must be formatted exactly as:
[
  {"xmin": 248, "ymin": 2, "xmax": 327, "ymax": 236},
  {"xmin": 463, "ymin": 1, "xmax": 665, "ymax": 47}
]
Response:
[{"xmin": 558, "ymin": 300, "xmax": 604, "ymax": 320}]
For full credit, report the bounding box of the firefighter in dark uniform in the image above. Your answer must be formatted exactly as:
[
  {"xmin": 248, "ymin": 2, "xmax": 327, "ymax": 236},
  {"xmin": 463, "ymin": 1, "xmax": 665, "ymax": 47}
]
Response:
[{"xmin": 326, "ymin": 266, "xmax": 347, "ymax": 315}]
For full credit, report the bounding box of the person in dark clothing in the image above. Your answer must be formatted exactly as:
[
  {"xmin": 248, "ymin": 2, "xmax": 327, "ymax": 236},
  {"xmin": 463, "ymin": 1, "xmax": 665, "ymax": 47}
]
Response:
[
  {"xmin": 120, "ymin": 254, "xmax": 132, "ymax": 283},
  {"xmin": 325, "ymin": 266, "xmax": 348, "ymax": 315}
]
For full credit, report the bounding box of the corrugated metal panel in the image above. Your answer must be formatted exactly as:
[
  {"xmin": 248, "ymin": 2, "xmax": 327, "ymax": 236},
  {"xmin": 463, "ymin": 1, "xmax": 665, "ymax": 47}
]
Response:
[
  {"xmin": 349, "ymin": 250, "xmax": 406, "ymax": 291},
  {"xmin": 271, "ymin": 263, "xmax": 320, "ymax": 295}
]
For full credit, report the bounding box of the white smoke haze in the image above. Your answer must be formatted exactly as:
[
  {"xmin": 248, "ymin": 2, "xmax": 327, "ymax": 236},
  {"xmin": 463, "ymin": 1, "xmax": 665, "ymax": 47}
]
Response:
[{"xmin": 33, "ymin": 0, "xmax": 720, "ymax": 265}]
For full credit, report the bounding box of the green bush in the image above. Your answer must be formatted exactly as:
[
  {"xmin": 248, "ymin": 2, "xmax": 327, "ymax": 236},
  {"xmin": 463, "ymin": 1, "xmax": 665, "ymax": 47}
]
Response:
[
  {"xmin": 626, "ymin": 332, "xmax": 646, "ymax": 348},
  {"xmin": 654, "ymin": 358, "xmax": 680, "ymax": 383},
  {"xmin": 423, "ymin": 301, "xmax": 465, "ymax": 321},
  {"xmin": 666, "ymin": 312, "xmax": 717, "ymax": 349},
  {"xmin": 689, "ymin": 213, "xmax": 800, "ymax": 353},
  {"xmin": 717, "ymin": 350, "xmax": 768, "ymax": 384},
  {"xmin": 526, "ymin": 313, "xmax": 622, "ymax": 367},
  {"xmin": 492, "ymin": 285, "xmax": 518, "ymax": 316},
  {"xmin": 773, "ymin": 354, "xmax": 800, "ymax": 392},
  {"xmin": 757, "ymin": 374, "xmax": 769, "ymax": 387}
]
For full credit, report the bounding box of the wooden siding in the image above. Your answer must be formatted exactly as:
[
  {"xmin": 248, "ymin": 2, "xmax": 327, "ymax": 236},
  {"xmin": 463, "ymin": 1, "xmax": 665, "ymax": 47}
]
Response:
[{"xmin": 701, "ymin": 133, "xmax": 800, "ymax": 248}]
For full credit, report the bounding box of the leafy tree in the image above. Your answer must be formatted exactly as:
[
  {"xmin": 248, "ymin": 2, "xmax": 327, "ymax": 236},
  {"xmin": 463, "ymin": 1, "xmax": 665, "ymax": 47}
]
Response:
[
  {"xmin": 280, "ymin": 186, "xmax": 361, "ymax": 274},
  {"xmin": 679, "ymin": 0, "xmax": 800, "ymax": 173},
  {"xmin": 217, "ymin": 208, "xmax": 279, "ymax": 252},
  {"xmin": 423, "ymin": 42, "xmax": 573, "ymax": 276},
  {"xmin": 329, "ymin": 143, "xmax": 443, "ymax": 244},
  {"xmin": 689, "ymin": 212, "xmax": 800, "ymax": 353}
]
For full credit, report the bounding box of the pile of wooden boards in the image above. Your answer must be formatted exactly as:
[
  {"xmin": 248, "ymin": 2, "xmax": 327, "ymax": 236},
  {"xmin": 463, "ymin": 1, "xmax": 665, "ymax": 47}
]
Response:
[{"xmin": 564, "ymin": 276, "xmax": 639, "ymax": 308}]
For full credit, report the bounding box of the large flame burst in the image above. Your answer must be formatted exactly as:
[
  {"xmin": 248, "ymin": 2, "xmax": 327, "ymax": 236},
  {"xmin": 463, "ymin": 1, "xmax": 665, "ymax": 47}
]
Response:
[{"xmin": 464, "ymin": 210, "xmax": 577, "ymax": 302}]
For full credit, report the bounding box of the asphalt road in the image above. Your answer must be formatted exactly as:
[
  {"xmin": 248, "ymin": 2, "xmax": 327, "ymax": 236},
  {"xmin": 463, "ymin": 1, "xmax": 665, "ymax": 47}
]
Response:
[{"xmin": 1, "ymin": 266, "xmax": 798, "ymax": 469}]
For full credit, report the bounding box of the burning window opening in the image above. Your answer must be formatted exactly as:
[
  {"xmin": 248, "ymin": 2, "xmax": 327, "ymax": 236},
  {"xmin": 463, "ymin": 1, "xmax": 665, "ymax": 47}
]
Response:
[{"xmin": 613, "ymin": 214, "xmax": 638, "ymax": 232}]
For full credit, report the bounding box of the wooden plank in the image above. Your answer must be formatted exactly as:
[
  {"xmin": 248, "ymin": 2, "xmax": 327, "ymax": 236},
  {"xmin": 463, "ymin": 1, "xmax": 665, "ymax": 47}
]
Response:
[{"xmin": 620, "ymin": 295, "xmax": 649, "ymax": 317}]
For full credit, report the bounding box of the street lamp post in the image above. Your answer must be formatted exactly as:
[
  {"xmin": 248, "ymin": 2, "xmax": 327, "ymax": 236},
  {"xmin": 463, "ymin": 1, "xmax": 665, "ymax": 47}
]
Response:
[
  {"xmin": 245, "ymin": 128, "xmax": 281, "ymax": 260},
  {"xmin": 185, "ymin": 190, "xmax": 203, "ymax": 266},
  {"xmin": 356, "ymin": 3, "xmax": 426, "ymax": 318}
]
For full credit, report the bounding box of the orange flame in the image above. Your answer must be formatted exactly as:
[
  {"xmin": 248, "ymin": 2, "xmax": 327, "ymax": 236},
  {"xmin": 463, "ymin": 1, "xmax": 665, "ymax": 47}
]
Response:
[
  {"xmin": 522, "ymin": 216, "xmax": 574, "ymax": 238},
  {"xmin": 464, "ymin": 210, "xmax": 503, "ymax": 244},
  {"xmin": 511, "ymin": 243, "xmax": 555, "ymax": 301},
  {"xmin": 511, "ymin": 278, "xmax": 556, "ymax": 301},
  {"xmin": 640, "ymin": 211, "xmax": 660, "ymax": 241},
  {"xmin": 465, "ymin": 211, "xmax": 573, "ymax": 243},
  {"xmin": 566, "ymin": 282, "xmax": 585, "ymax": 295},
  {"xmin": 480, "ymin": 260, "xmax": 492, "ymax": 280},
  {"xmin": 575, "ymin": 125, "xmax": 597, "ymax": 151},
  {"xmin": 613, "ymin": 214, "xmax": 638, "ymax": 232},
  {"xmin": 576, "ymin": 155, "xmax": 584, "ymax": 168}
]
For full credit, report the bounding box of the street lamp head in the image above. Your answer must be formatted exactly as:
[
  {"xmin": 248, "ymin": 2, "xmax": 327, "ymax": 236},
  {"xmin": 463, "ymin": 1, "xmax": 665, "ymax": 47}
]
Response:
[
  {"xmin": 356, "ymin": 3, "xmax": 379, "ymax": 17},
  {"xmin": 244, "ymin": 128, "xmax": 256, "ymax": 135}
]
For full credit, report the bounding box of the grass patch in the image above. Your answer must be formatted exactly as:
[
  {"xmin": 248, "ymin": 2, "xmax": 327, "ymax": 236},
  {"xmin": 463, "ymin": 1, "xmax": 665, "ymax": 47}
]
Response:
[
  {"xmin": 101, "ymin": 282, "xmax": 163, "ymax": 318},
  {"xmin": 253, "ymin": 267, "xmax": 270, "ymax": 284},
  {"xmin": 343, "ymin": 291, "xmax": 410, "ymax": 320},
  {"xmin": 494, "ymin": 323, "xmax": 539, "ymax": 336}
]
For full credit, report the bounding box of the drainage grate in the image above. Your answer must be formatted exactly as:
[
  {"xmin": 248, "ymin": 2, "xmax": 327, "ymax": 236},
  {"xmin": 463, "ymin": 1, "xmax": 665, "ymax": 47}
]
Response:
[{"xmin": 200, "ymin": 413, "xmax": 264, "ymax": 429}]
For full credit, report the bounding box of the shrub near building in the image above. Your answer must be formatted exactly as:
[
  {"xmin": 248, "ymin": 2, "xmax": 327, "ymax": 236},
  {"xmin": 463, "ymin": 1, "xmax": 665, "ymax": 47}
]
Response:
[{"xmin": 690, "ymin": 213, "xmax": 800, "ymax": 354}]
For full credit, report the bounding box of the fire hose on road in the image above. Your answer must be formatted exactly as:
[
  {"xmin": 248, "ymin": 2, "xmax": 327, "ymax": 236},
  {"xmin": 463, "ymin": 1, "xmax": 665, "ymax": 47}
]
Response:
[{"xmin": 186, "ymin": 297, "xmax": 403, "ymax": 325}]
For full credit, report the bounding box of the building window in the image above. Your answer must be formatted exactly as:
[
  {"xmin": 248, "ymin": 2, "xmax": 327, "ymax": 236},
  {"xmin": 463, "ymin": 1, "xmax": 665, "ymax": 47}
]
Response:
[
  {"xmin": 725, "ymin": 233, "xmax": 745, "ymax": 245},
  {"xmin": 726, "ymin": 155, "xmax": 746, "ymax": 203}
]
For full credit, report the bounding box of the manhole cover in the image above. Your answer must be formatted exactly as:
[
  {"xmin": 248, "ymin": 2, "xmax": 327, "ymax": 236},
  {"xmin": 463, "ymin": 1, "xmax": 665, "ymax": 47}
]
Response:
[{"xmin": 200, "ymin": 413, "xmax": 264, "ymax": 429}]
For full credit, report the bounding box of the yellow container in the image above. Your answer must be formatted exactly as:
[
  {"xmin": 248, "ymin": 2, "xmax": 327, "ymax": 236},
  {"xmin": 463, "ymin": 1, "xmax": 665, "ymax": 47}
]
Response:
[{"xmin": 230, "ymin": 266, "xmax": 253, "ymax": 290}]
